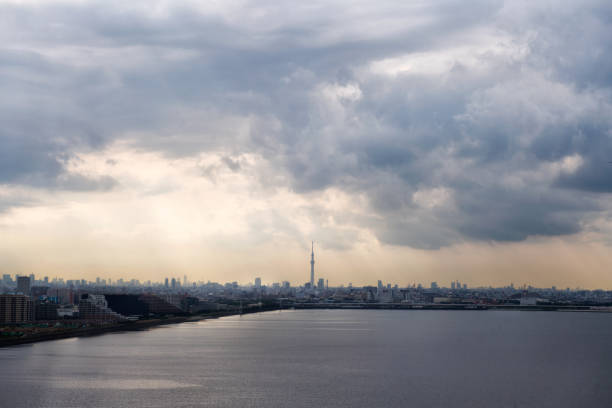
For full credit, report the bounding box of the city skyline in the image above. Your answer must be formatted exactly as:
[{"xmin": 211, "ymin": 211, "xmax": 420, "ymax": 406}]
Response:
[
  {"xmin": 2, "ymin": 2, "xmax": 612, "ymax": 407},
  {"xmin": 1, "ymin": 0, "xmax": 612, "ymax": 289},
  {"xmin": 2, "ymin": 245, "xmax": 611, "ymax": 291}
]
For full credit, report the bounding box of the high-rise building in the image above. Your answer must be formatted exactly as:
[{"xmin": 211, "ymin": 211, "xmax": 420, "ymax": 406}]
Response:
[
  {"xmin": 35, "ymin": 301, "xmax": 59, "ymax": 320},
  {"xmin": 78, "ymin": 294, "xmax": 124, "ymax": 321},
  {"xmin": 317, "ymin": 278, "xmax": 325, "ymax": 290},
  {"xmin": 17, "ymin": 276, "xmax": 31, "ymax": 295},
  {"xmin": 431, "ymin": 281, "xmax": 438, "ymax": 289},
  {"xmin": 0, "ymin": 295, "xmax": 33, "ymax": 323},
  {"xmin": 171, "ymin": 278, "xmax": 176, "ymax": 289},
  {"xmin": 165, "ymin": 278, "xmax": 169, "ymax": 288},
  {"xmin": 254, "ymin": 277, "xmax": 262, "ymax": 288},
  {"xmin": 310, "ymin": 241, "xmax": 315, "ymax": 288}
]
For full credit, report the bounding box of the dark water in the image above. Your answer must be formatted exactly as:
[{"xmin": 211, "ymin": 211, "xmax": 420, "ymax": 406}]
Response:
[{"xmin": 1, "ymin": 310, "xmax": 611, "ymax": 408}]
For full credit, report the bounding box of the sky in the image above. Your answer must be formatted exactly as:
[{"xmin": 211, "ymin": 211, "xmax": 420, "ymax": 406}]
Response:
[{"xmin": 1, "ymin": 0, "xmax": 612, "ymax": 288}]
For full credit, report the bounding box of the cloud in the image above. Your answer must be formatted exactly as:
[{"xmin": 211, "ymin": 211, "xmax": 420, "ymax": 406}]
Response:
[{"xmin": 1, "ymin": 0, "xmax": 612, "ymax": 251}]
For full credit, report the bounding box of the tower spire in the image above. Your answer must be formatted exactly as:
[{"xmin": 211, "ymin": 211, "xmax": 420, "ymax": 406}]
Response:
[{"xmin": 310, "ymin": 241, "xmax": 315, "ymax": 288}]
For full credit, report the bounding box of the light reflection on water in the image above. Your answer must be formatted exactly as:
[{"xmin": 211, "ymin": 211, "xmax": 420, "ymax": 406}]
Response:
[
  {"xmin": 49, "ymin": 378, "xmax": 198, "ymax": 389},
  {"xmin": 0, "ymin": 310, "xmax": 611, "ymax": 408}
]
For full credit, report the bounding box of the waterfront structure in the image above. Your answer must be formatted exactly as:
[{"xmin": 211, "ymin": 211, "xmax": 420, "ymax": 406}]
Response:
[
  {"xmin": 34, "ymin": 301, "xmax": 59, "ymax": 320},
  {"xmin": 57, "ymin": 305, "xmax": 78, "ymax": 318},
  {"xmin": 310, "ymin": 241, "xmax": 315, "ymax": 288},
  {"xmin": 16, "ymin": 276, "xmax": 31, "ymax": 295},
  {"xmin": 139, "ymin": 294, "xmax": 183, "ymax": 315},
  {"xmin": 78, "ymin": 294, "xmax": 124, "ymax": 321},
  {"xmin": 520, "ymin": 296, "xmax": 538, "ymax": 306},
  {"xmin": 0, "ymin": 295, "xmax": 34, "ymax": 323}
]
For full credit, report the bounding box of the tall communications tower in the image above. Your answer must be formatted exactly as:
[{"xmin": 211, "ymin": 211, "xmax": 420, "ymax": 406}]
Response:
[{"xmin": 310, "ymin": 241, "xmax": 315, "ymax": 287}]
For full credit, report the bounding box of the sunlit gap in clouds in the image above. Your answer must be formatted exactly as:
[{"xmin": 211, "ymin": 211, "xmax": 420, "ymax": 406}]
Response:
[{"xmin": 0, "ymin": 0, "xmax": 611, "ymax": 288}]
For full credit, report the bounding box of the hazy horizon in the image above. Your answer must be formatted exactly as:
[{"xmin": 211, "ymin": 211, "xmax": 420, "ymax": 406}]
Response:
[{"xmin": 2, "ymin": 0, "xmax": 612, "ymax": 289}]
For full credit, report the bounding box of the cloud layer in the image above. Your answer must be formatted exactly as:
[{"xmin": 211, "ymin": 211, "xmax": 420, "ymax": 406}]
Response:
[{"xmin": 1, "ymin": 0, "xmax": 612, "ymax": 259}]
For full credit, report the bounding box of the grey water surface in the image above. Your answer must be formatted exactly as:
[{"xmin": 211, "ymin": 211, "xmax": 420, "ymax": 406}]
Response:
[{"xmin": 1, "ymin": 309, "xmax": 611, "ymax": 408}]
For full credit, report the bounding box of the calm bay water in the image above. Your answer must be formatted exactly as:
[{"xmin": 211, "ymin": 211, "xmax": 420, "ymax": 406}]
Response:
[{"xmin": 1, "ymin": 310, "xmax": 611, "ymax": 407}]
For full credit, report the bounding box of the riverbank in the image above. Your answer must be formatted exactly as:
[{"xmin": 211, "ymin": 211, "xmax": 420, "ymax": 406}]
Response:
[
  {"xmin": 3, "ymin": 303, "xmax": 610, "ymax": 348},
  {"xmin": 293, "ymin": 302, "xmax": 612, "ymax": 312},
  {"xmin": 0, "ymin": 306, "xmax": 278, "ymax": 348}
]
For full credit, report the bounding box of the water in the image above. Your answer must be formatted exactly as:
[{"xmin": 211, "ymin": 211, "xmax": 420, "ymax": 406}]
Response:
[{"xmin": 1, "ymin": 310, "xmax": 611, "ymax": 407}]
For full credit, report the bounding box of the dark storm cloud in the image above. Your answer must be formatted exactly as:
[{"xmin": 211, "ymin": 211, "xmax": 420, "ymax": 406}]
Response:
[{"xmin": 1, "ymin": 0, "xmax": 611, "ymax": 247}]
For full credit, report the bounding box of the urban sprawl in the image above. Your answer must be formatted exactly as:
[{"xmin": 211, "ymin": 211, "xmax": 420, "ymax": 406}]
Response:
[{"xmin": 1, "ymin": 245, "xmax": 611, "ymax": 344}]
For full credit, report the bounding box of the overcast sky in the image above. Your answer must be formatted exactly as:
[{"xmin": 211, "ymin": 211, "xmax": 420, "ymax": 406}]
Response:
[{"xmin": 1, "ymin": 0, "xmax": 612, "ymax": 288}]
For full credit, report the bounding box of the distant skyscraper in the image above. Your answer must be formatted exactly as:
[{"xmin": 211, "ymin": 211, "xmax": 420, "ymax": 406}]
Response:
[
  {"xmin": 317, "ymin": 278, "xmax": 324, "ymax": 290},
  {"xmin": 171, "ymin": 278, "xmax": 176, "ymax": 289},
  {"xmin": 310, "ymin": 241, "xmax": 315, "ymax": 288},
  {"xmin": 431, "ymin": 281, "xmax": 438, "ymax": 289},
  {"xmin": 255, "ymin": 277, "xmax": 262, "ymax": 288},
  {"xmin": 165, "ymin": 278, "xmax": 169, "ymax": 288},
  {"xmin": 17, "ymin": 276, "xmax": 31, "ymax": 295}
]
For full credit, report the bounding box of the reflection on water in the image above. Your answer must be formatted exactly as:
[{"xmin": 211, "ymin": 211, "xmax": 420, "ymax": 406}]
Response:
[
  {"xmin": 50, "ymin": 378, "xmax": 198, "ymax": 389},
  {"xmin": 1, "ymin": 310, "xmax": 611, "ymax": 408}
]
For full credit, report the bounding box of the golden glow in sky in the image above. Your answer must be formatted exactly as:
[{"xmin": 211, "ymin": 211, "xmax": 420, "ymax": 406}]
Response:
[{"xmin": 1, "ymin": 0, "xmax": 612, "ymax": 288}]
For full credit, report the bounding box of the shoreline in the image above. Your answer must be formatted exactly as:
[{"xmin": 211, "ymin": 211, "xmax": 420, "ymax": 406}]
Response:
[
  {"xmin": 2, "ymin": 303, "xmax": 610, "ymax": 348},
  {"xmin": 0, "ymin": 307, "xmax": 278, "ymax": 348},
  {"xmin": 292, "ymin": 303, "xmax": 612, "ymax": 312}
]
